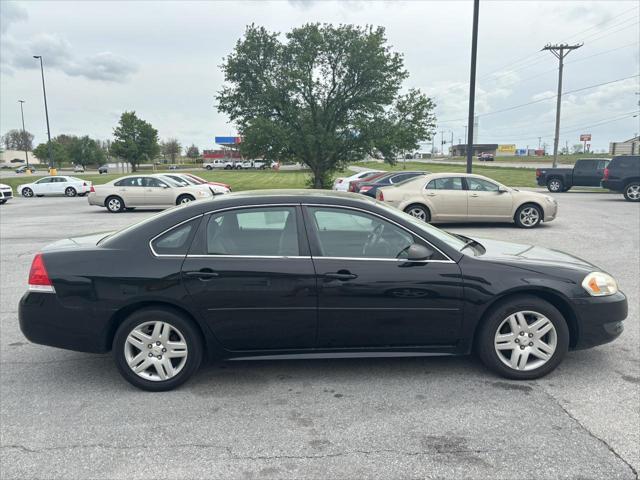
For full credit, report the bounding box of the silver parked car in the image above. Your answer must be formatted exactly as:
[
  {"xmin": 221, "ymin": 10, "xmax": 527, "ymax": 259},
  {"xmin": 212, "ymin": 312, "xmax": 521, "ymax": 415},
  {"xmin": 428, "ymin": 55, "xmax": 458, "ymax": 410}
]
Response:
[{"xmin": 88, "ymin": 175, "xmax": 213, "ymax": 212}]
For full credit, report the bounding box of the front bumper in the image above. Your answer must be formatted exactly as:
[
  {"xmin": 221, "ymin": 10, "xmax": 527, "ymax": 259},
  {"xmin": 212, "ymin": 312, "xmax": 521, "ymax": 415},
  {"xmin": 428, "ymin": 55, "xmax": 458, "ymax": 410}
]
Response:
[
  {"xmin": 19, "ymin": 291, "xmax": 113, "ymax": 353},
  {"xmin": 571, "ymin": 291, "xmax": 627, "ymax": 349},
  {"xmin": 543, "ymin": 201, "xmax": 558, "ymax": 222}
]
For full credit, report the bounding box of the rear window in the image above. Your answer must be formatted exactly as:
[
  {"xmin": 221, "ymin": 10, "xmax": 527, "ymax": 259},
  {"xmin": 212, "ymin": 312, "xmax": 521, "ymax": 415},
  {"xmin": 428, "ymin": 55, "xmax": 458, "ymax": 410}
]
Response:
[{"xmin": 150, "ymin": 218, "xmax": 199, "ymax": 255}]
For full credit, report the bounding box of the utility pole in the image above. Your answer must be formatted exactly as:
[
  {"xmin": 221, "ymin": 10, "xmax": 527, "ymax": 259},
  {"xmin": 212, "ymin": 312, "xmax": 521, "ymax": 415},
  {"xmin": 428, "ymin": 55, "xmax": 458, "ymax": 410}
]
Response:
[
  {"xmin": 542, "ymin": 43, "xmax": 582, "ymax": 167},
  {"xmin": 464, "ymin": 125, "xmax": 467, "ymax": 141},
  {"xmin": 538, "ymin": 137, "xmax": 542, "ymax": 150},
  {"xmin": 440, "ymin": 130, "xmax": 445, "ymax": 157},
  {"xmin": 18, "ymin": 100, "xmax": 30, "ymax": 168},
  {"xmin": 466, "ymin": 0, "xmax": 480, "ymax": 173},
  {"xmin": 33, "ymin": 55, "xmax": 54, "ymax": 169},
  {"xmin": 450, "ymin": 131, "xmax": 454, "ymax": 157}
]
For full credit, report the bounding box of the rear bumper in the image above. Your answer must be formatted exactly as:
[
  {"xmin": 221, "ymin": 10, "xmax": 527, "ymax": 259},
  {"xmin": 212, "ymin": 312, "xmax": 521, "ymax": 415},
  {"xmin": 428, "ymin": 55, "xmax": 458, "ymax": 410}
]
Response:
[
  {"xmin": 601, "ymin": 180, "xmax": 624, "ymax": 191},
  {"xmin": 87, "ymin": 193, "xmax": 105, "ymax": 206},
  {"xmin": 571, "ymin": 291, "xmax": 627, "ymax": 350},
  {"xmin": 19, "ymin": 291, "xmax": 113, "ymax": 353}
]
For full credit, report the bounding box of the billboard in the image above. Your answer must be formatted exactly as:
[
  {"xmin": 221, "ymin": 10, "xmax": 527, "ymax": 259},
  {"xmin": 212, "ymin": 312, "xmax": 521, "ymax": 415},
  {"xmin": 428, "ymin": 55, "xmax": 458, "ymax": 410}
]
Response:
[
  {"xmin": 497, "ymin": 144, "xmax": 516, "ymax": 154},
  {"xmin": 580, "ymin": 134, "xmax": 591, "ymax": 141},
  {"xmin": 215, "ymin": 136, "xmax": 242, "ymax": 145}
]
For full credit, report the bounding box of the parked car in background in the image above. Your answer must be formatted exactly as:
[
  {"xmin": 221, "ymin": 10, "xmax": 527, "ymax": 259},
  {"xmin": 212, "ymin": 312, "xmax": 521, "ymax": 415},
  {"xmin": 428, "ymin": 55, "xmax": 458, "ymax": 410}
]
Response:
[
  {"xmin": 347, "ymin": 171, "xmax": 388, "ymax": 192},
  {"xmin": 356, "ymin": 171, "xmax": 428, "ymax": 198},
  {"xmin": 478, "ymin": 152, "xmax": 494, "ymax": 161},
  {"xmin": 18, "ymin": 190, "xmax": 626, "ymax": 390},
  {"xmin": 182, "ymin": 173, "xmax": 232, "ymax": 194},
  {"xmin": 237, "ymin": 160, "xmax": 268, "ymax": 169},
  {"xmin": 98, "ymin": 165, "xmax": 108, "ymax": 174},
  {"xmin": 203, "ymin": 159, "xmax": 237, "ymax": 170},
  {"xmin": 0, "ymin": 183, "xmax": 13, "ymax": 204},
  {"xmin": 536, "ymin": 158, "xmax": 610, "ymax": 192},
  {"xmin": 601, "ymin": 155, "xmax": 640, "ymax": 202},
  {"xmin": 18, "ymin": 176, "xmax": 92, "ymax": 198},
  {"xmin": 88, "ymin": 175, "xmax": 213, "ymax": 212},
  {"xmin": 168, "ymin": 165, "xmax": 179, "ymax": 170},
  {"xmin": 15, "ymin": 165, "xmax": 37, "ymax": 174},
  {"xmin": 154, "ymin": 173, "xmax": 230, "ymax": 195},
  {"xmin": 332, "ymin": 170, "xmax": 382, "ymax": 191},
  {"xmin": 377, "ymin": 173, "xmax": 557, "ymax": 228},
  {"xmin": 74, "ymin": 165, "xmax": 85, "ymax": 173}
]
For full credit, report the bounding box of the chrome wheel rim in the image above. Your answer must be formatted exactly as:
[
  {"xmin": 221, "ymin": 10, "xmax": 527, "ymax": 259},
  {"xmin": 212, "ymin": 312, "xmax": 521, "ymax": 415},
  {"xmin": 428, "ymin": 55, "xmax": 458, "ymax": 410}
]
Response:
[
  {"xmin": 23, "ymin": 189, "xmax": 33, "ymax": 197},
  {"xmin": 65, "ymin": 188, "xmax": 75, "ymax": 197},
  {"xmin": 180, "ymin": 197, "xmax": 193, "ymax": 204},
  {"xmin": 494, "ymin": 310, "xmax": 557, "ymax": 371},
  {"xmin": 519, "ymin": 207, "xmax": 540, "ymax": 227},
  {"xmin": 124, "ymin": 321, "xmax": 188, "ymax": 382},
  {"xmin": 407, "ymin": 207, "xmax": 427, "ymax": 221},
  {"xmin": 108, "ymin": 198, "xmax": 121, "ymax": 211},
  {"xmin": 549, "ymin": 180, "xmax": 561, "ymax": 191},
  {"xmin": 627, "ymin": 185, "xmax": 640, "ymax": 200}
]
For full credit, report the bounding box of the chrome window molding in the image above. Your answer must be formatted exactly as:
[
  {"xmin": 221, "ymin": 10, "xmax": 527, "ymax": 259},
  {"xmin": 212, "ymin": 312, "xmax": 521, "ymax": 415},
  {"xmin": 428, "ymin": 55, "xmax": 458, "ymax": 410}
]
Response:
[{"xmin": 187, "ymin": 255, "xmax": 312, "ymax": 259}]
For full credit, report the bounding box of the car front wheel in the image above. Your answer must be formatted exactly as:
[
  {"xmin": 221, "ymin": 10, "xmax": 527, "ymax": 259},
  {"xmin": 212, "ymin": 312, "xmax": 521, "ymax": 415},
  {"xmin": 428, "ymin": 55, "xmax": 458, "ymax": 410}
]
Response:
[
  {"xmin": 477, "ymin": 295, "xmax": 569, "ymax": 380},
  {"xmin": 515, "ymin": 204, "xmax": 542, "ymax": 228},
  {"xmin": 22, "ymin": 187, "xmax": 34, "ymax": 198},
  {"xmin": 623, "ymin": 182, "xmax": 640, "ymax": 202},
  {"xmin": 113, "ymin": 308, "xmax": 203, "ymax": 391},
  {"xmin": 176, "ymin": 194, "xmax": 195, "ymax": 205}
]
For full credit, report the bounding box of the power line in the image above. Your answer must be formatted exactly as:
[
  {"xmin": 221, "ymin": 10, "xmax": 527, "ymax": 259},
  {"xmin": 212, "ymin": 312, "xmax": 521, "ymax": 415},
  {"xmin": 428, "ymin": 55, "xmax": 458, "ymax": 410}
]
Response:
[{"xmin": 562, "ymin": 4, "xmax": 639, "ymax": 42}]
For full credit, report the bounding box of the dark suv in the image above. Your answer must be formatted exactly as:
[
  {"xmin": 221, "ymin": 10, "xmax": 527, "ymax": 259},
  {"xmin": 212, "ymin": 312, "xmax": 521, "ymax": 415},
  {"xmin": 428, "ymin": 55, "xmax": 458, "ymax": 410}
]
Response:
[{"xmin": 601, "ymin": 155, "xmax": 640, "ymax": 202}]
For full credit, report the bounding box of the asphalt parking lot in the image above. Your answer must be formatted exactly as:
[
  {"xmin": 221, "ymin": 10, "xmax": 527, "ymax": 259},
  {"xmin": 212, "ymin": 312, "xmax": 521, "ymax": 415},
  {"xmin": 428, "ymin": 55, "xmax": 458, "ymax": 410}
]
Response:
[{"xmin": 1, "ymin": 192, "xmax": 638, "ymax": 479}]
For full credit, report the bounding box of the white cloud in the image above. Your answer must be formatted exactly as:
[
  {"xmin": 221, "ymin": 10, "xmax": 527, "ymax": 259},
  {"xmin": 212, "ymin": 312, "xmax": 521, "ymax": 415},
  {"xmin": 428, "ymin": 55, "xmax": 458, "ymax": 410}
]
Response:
[{"xmin": 0, "ymin": 1, "xmax": 27, "ymax": 34}]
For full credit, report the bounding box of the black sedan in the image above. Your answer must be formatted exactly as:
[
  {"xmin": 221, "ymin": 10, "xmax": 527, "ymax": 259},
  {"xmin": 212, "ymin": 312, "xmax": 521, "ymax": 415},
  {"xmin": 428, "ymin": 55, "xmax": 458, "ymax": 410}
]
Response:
[
  {"xmin": 19, "ymin": 190, "xmax": 627, "ymax": 391},
  {"xmin": 356, "ymin": 170, "xmax": 428, "ymax": 198}
]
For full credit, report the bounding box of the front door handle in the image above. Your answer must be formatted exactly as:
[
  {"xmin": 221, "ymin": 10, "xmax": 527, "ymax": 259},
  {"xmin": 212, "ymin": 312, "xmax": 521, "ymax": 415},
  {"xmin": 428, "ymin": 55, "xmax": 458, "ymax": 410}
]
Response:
[
  {"xmin": 470, "ymin": 193, "xmax": 479, "ymax": 197},
  {"xmin": 324, "ymin": 271, "xmax": 357, "ymax": 281},
  {"xmin": 184, "ymin": 269, "xmax": 219, "ymax": 280},
  {"xmin": 426, "ymin": 192, "xmax": 436, "ymax": 197}
]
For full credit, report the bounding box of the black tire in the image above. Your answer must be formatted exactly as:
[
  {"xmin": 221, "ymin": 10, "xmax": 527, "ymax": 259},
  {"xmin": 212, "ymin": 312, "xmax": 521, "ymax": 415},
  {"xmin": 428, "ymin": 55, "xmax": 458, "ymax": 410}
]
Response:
[
  {"xmin": 65, "ymin": 187, "xmax": 77, "ymax": 197},
  {"xmin": 404, "ymin": 204, "xmax": 431, "ymax": 223},
  {"xmin": 22, "ymin": 187, "xmax": 34, "ymax": 198},
  {"xmin": 105, "ymin": 195, "xmax": 125, "ymax": 213},
  {"xmin": 176, "ymin": 194, "xmax": 195, "ymax": 205},
  {"xmin": 0, "ymin": 199, "xmax": 6, "ymax": 205},
  {"xmin": 113, "ymin": 307, "xmax": 203, "ymax": 391},
  {"xmin": 224, "ymin": 165, "xmax": 232, "ymax": 170},
  {"xmin": 623, "ymin": 182, "xmax": 640, "ymax": 202},
  {"xmin": 514, "ymin": 203, "xmax": 542, "ymax": 228},
  {"xmin": 546, "ymin": 177, "xmax": 563, "ymax": 192},
  {"xmin": 206, "ymin": 165, "xmax": 213, "ymax": 170},
  {"xmin": 476, "ymin": 295, "xmax": 569, "ymax": 380}
]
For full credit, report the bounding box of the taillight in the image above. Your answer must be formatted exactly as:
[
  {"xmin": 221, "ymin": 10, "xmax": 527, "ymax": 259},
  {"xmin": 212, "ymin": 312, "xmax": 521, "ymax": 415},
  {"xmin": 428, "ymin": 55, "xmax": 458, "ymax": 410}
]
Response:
[
  {"xmin": 377, "ymin": 190, "xmax": 384, "ymax": 201},
  {"xmin": 348, "ymin": 182, "xmax": 356, "ymax": 192},
  {"xmin": 90, "ymin": 185, "xmax": 95, "ymax": 193},
  {"xmin": 603, "ymin": 167, "xmax": 609, "ymax": 179},
  {"xmin": 28, "ymin": 253, "xmax": 55, "ymax": 293},
  {"xmin": 535, "ymin": 169, "xmax": 541, "ymax": 178}
]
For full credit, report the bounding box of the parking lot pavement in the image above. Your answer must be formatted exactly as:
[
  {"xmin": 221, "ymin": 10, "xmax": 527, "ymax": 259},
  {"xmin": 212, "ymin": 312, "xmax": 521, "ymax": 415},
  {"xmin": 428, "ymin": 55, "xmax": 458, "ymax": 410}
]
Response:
[{"xmin": 1, "ymin": 193, "xmax": 638, "ymax": 479}]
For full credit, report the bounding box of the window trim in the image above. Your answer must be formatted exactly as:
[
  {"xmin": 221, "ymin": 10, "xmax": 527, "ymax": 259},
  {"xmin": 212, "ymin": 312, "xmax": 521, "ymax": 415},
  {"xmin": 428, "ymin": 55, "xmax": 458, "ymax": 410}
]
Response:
[
  {"xmin": 302, "ymin": 204, "xmax": 454, "ymax": 263},
  {"xmin": 425, "ymin": 176, "xmax": 465, "ymax": 192}
]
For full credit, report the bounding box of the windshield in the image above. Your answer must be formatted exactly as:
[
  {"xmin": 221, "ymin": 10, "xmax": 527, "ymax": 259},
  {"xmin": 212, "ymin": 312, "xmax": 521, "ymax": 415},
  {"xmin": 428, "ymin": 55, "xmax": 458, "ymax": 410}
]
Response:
[
  {"xmin": 157, "ymin": 176, "xmax": 183, "ymax": 187},
  {"xmin": 374, "ymin": 201, "xmax": 468, "ymax": 251},
  {"xmin": 186, "ymin": 175, "xmax": 206, "ymax": 184}
]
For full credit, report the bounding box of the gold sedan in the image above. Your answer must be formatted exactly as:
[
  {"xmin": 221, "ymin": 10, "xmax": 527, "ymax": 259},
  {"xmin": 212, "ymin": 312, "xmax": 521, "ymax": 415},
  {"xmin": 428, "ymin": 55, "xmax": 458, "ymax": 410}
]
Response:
[{"xmin": 376, "ymin": 173, "xmax": 558, "ymax": 228}]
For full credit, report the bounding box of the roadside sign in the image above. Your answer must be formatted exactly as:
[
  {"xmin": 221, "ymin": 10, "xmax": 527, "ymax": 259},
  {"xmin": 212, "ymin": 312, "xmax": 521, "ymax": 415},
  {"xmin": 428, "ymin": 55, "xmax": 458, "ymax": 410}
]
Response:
[{"xmin": 580, "ymin": 134, "xmax": 591, "ymax": 141}]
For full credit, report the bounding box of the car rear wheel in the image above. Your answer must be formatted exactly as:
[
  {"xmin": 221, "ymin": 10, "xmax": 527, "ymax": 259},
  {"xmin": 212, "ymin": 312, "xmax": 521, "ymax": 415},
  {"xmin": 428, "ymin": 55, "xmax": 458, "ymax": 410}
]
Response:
[
  {"xmin": 514, "ymin": 204, "xmax": 542, "ymax": 228},
  {"xmin": 404, "ymin": 204, "xmax": 431, "ymax": 223},
  {"xmin": 176, "ymin": 194, "xmax": 195, "ymax": 205},
  {"xmin": 113, "ymin": 308, "xmax": 203, "ymax": 391},
  {"xmin": 546, "ymin": 178, "xmax": 563, "ymax": 192},
  {"xmin": 22, "ymin": 187, "xmax": 34, "ymax": 198},
  {"xmin": 65, "ymin": 187, "xmax": 77, "ymax": 197},
  {"xmin": 106, "ymin": 196, "xmax": 125, "ymax": 213},
  {"xmin": 477, "ymin": 295, "xmax": 569, "ymax": 380},
  {"xmin": 623, "ymin": 182, "xmax": 640, "ymax": 202},
  {"xmin": 224, "ymin": 165, "xmax": 232, "ymax": 170}
]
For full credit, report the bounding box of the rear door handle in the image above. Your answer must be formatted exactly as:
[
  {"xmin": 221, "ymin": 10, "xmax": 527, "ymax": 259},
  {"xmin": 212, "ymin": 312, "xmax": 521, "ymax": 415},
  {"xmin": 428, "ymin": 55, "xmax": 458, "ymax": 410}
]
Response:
[
  {"xmin": 184, "ymin": 269, "xmax": 219, "ymax": 280},
  {"xmin": 470, "ymin": 193, "xmax": 479, "ymax": 197},
  {"xmin": 426, "ymin": 193, "xmax": 436, "ymax": 197},
  {"xmin": 324, "ymin": 271, "xmax": 357, "ymax": 281}
]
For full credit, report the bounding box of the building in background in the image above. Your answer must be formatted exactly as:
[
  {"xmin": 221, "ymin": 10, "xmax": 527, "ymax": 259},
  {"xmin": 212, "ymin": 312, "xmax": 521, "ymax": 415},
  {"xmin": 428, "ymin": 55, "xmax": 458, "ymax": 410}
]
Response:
[
  {"xmin": 0, "ymin": 149, "xmax": 41, "ymax": 167},
  {"xmin": 450, "ymin": 143, "xmax": 498, "ymax": 157},
  {"xmin": 609, "ymin": 136, "xmax": 639, "ymax": 155}
]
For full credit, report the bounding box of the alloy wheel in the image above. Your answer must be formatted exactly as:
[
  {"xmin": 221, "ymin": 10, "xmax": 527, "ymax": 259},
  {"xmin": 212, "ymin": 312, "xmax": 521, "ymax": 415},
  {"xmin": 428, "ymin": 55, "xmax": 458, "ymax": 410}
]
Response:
[
  {"xmin": 548, "ymin": 180, "xmax": 561, "ymax": 192},
  {"xmin": 22, "ymin": 188, "xmax": 33, "ymax": 198},
  {"xmin": 494, "ymin": 310, "xmax": 557, "ymax": 371},
  {"xmin": 180, "ymin": 196, "xmax": 193, "ymax": 204},
  {"xmin": 626, "ymin": 184, "xmax": 640, "ymax": 200},
  {"xmin": 65, "ymin": 187, "xmax": 76, "ymax": 197},
  {"xmin": 107, "ymin": 198, "xmax": 121, "ymax": 212},
  {"xmin": 407, "ymin": 207, "xmax": 427, "ymax": 221},
  {"xmin": 124, "ymin": 321, "xmax": 188, "ymax": 381},
  {"xmin": 519, "ymin": 207, "xmax": 540, "ymax": 227}
]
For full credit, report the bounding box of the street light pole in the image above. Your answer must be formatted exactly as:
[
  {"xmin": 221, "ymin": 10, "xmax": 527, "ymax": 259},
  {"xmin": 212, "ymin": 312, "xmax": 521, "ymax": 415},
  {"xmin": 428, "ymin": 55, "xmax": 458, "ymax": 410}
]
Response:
[
  {"xmin": 33, "ymin": 55, "xmax": 53, "ymax": 169},
  {"xmin": 466, "ymin": 0, "xmax": 480, "ymax": 174},
  {"xmin": 18, "ymin": 100, "xmax": 30, "ymax": 168}
]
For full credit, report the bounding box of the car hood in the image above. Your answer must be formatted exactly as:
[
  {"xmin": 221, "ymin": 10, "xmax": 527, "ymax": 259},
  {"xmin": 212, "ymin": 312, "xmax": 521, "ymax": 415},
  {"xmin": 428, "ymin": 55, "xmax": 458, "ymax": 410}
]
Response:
[
  {"xmin": 42, "ymin": 232, "xmax": 115, "ymax": 251},
  {"xmin": 472, "ymin": 237, "xmax": 597, "ymax": 272}
]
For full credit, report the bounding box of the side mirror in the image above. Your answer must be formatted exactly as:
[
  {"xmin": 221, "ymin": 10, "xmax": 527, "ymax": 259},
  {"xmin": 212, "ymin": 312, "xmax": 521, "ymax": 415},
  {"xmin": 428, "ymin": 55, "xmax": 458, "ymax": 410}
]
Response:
[
  {"xmin": 161, "ymin": 184, "xmax": 169, "ymax": 189},
  {"xmin": 406, "ymin": 243, "xmax": 435, "ymax": 261},
  {"xmin": 498, "ymin": 186, "xmax": 509, "ymax": 193}
]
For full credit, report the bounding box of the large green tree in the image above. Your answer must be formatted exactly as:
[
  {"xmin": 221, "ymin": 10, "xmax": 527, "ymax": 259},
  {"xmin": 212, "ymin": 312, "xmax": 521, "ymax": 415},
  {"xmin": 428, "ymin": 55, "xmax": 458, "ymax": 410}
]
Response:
[
  {"xmin": 217, "ymin": 23, "xmax": 436, "ymax": 187},
  {"xmin": 186, "ymin": 144, "xmax": 200, "ymax": 163},
  {"xmin": 68, "ymin": 136, "xmax": 106, "ymax": 167},
  {"xmin": 33, "ymin": 135, "xmax": 73, "ymax": 166},
  {"xmin": 161, "ymin": 138, "xmax": 182, "ymax": 164},
  {"xmin": 111, "ymin": 112, "xmax": 160, "ymax": 171}
]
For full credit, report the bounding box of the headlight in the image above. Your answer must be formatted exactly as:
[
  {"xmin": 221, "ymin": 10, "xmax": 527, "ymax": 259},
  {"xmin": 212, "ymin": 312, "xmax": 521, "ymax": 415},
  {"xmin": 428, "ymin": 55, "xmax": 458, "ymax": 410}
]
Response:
[{"xmin": 582, "ymin": 272, "xmax": 618, "ymax": 296}]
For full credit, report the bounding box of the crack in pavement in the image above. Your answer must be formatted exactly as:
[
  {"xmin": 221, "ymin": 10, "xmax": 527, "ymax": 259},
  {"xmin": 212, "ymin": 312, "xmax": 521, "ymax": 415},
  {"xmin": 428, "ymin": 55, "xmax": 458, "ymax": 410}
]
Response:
[{"xmin": 537, "ymin": 384, "xmax": 639, "ymax": 480}]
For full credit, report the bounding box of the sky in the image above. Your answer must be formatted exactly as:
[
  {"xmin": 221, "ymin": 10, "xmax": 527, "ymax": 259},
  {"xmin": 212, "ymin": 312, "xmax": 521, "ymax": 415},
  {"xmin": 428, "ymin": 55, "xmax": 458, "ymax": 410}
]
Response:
[{"xmin": 1, "ymin": 0, "xmax": 638, "ymax": 153}]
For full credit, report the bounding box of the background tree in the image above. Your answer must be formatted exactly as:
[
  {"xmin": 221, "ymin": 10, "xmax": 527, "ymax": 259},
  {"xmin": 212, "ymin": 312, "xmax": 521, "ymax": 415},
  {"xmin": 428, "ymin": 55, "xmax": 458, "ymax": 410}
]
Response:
[
  {"xmin": 217, "ymin": 23, "xmax": 436, "ymax": 187},
  {"xmin": 111, "ymin": 112, "xmax": 160, "ymax": 171},
  {"xmin": 186, "ymin": 144, "xmax": 200, "ymax": 163},
  {"xmin": 161, "ymin": 138, "xmax": 182, "ymax": 164},
  {"xmin": 572, "ymin": 144, "xmax": 584, "ymax": 154},
  {"xmin": 2, "ymin": 129, "xmax": 35, "ymax": 151},
  {"xmin": 33, "ymin": 139, "xmax": 70, "ymax": 167},
  {"xmin": 68, "ymin": 136, "xmax": 106, "ymax": 167}
]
